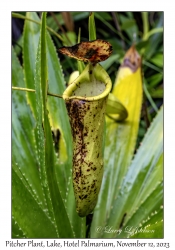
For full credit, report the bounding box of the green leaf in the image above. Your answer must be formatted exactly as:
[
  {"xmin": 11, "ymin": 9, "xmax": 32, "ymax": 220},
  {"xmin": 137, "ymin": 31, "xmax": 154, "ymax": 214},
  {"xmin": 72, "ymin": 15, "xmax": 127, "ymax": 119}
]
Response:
[
  {"xmin": 12, "ymin": 169, "xmax": 58, "ymax": 238},
  {"xmin": 121, "ymin": 19, "xmax": 136, "ymax": 30},
  {"xmin": 143, "ymin": 80, "xmax": 158, "ymax": 113},
  {"xmin": 135, "ymin": 40, "xmax": 150, "ymax": 51},
  {"xmin": 149, "ymin": 53, "xmax": 163, "ymax": 68},
  {"xmin": 131, "ymin": 220, "xmax": 163, "ymax": 239},
  {"xmin": 144, "ymin": 27, "xmax": 163, "ymax": 40},
  {"xmin": 149, "ymin": 88, "xmax": 163, "ymax": 98},
  {"xmin": 72, "ymin": 11, "xmax": 89, "ymax": 21},
  {"xmin": 143, "ymin": 13, "xmax": 163, "ymax": 60},
  {"xmin": 89, "ymin": 12, "xmax": 96, "ymax": 41},
  {"xmin": 147, "ymin": 73, "xmax": 163, "ymax": 88},
  {"xmin": 100, "ymin": 54, "xmax": 120, "ymax": 71},
  {"xmin": 12, "ymin": 47, "xmax": 57, "ymax": 237},
  {"xmin": 90, "ymin": 49, "xmax": 143, "ymax": 238},
  {"xmin": 12, "ymin": 216, "xmax": 26, "ymax": 238},
  {"xmin": 23, "ymin": 12, "xmax": 41, "ymax": 118},
  {"xmin": 12, "ymin": 47, "xmax": 47, "ymax": 211},
  {"xmin": 23, "ymin": 11, "xmax": 73, "ymax": 201},
  {"xmin": 34, "ymin": 12, "xmax": 74, "ymax": 238},
  {"xmin": 143, "ymin": 60, "xmax": 163, "ymax": 74},
  {"xmin": 103, "ymin": 107, "xmax": 163, "ymax": 238},
  {"xmin": 46, "ymin": 32, "xmax": 73, "ymax": 196},
  {"xmin": 119, "ymin": 15, "xmax": 138, "ymax": 42},
  {"xmin": 119, "ymin": 164, "xmax": 163, "ymax": 238}
]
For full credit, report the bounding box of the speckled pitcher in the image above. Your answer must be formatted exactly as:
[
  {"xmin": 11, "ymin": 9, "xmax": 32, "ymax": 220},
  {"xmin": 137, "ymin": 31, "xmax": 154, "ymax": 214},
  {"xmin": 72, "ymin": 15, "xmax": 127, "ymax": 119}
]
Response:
[{"xmin": 63, "ymin": 63, "xmax": 112, "ymax": 217}]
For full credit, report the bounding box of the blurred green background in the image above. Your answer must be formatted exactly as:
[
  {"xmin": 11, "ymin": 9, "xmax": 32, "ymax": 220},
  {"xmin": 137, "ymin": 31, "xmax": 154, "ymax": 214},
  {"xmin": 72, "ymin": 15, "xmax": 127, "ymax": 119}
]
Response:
[{"xmin": 12, "ymin": 11, "xmax": 163, "ymax": 149}]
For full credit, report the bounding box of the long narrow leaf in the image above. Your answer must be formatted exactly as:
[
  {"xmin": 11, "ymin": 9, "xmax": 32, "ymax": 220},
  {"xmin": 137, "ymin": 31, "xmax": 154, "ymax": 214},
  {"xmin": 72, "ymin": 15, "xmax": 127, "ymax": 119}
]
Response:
[
  {"xmin": 12, "ymin": 169, "xmax": 58, "ymax": 238},
  {"xmin": 90, "ymin": 46, "xmax": 143, "ymax": 238},
  {"xmin": 89, "ymin": 12, "xmax": 96, "ymax": 41},
  {"xmin": 12, "ymin": 47, "xmax": 57, "ymax": 237},
  {"xmin": 34, "ymin": 12, "xmax": 74, "ymax": 238},
  {"xmin": 23, "ymin": 12, "xmax": 40, "ymax": 118},
  {"xmin": 103, "ymin": 107, "xmax": 163, "ymax": 238}
]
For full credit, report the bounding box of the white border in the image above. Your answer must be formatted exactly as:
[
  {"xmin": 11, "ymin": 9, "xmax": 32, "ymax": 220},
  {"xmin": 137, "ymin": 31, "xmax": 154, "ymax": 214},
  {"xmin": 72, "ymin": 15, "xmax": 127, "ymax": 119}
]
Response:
[{"xmin": 1, "ymin": 0, "xmax": 175, "ymax": 249}]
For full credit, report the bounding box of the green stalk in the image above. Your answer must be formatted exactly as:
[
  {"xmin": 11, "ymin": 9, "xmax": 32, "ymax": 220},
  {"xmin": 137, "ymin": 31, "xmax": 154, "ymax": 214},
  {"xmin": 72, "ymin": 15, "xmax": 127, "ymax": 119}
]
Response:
[
  {"xmin": 142, "ymin": 12, "xmax": 149, "ymax": 40},
  {"xmin": 77, "ymin": 27, "xmax": 85, "ymax": 74},
  {"xmin": 12, "ymin": 86, "xmax": 35, "ymax": 92},
  {"xmin": 88, "ymin": 12, "xmax": 96, "ymax": 41}
]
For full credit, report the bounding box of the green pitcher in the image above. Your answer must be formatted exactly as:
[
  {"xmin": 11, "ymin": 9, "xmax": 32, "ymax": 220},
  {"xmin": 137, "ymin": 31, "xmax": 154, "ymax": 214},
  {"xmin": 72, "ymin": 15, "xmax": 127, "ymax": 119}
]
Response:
[{"xmin": 63, "ymin": 63, "xmax": 112, "ymax": 217}]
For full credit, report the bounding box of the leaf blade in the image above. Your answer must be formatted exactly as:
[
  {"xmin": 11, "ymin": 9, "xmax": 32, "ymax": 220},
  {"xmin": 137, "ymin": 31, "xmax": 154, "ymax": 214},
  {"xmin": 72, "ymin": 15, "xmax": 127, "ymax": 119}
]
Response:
[
  {"xmin": 103, "ymin": 107, "xmax": 163, "ymax": 238},
  {"xmin": 23, "ymin": 12, "xmax": 41, "ymax": 118},
  {"xmin": 36, "ymin": 12, "xmax": 74, "ymax": 238},
  {"xmin": 12, "ymin": 169, "xmax": 57, "ymax": 238},
  {"xmin": 90, "ymin": 46, "xmax": 143, "ymax": 238}
]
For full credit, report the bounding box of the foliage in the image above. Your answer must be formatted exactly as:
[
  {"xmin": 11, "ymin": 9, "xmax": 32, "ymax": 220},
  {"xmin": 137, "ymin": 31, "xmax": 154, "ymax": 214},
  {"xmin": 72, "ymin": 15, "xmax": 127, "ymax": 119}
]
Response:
[{"xmin": 12, "ymin": 12, "xmax": 163, "ymax": 238}]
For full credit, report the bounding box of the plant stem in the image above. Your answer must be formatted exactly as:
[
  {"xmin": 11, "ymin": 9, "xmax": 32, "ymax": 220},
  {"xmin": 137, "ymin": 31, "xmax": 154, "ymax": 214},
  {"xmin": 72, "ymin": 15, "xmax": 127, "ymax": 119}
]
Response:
[
  {"xmin": 88, "ymin": 12, "xmax": 96, "ymax": 41},
  {"xmin": 88, "ymin": 63, "xmax": 95, "ymax": 81},
  {"xmin": 142, "ymin": 12, "xmax": 149, "ymax": 40},
  {"xmin": 47, "ymin": 92, "xmax": 63, "ymax": 99},
  {"xmin": 12, "ymin": 87, "xmax": 35, "ymax": 92},
  {"xmin": 12, "ymin": 87, "xmax": 63, "ymax": 99},
  {"xmin": 143, "ymin": 81, "xmax": 158, "ymax": 113}
]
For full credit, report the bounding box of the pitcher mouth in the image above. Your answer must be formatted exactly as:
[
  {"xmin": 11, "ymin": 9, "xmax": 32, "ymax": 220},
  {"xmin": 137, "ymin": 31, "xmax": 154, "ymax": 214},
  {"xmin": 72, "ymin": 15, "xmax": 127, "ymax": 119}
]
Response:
[{"xmin": 62, "ymin": 63, "xmax": 112, "ymax": 102}]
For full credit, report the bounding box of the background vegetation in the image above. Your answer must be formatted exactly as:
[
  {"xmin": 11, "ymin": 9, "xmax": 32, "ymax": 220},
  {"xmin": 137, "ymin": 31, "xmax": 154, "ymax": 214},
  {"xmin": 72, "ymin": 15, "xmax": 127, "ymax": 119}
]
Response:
[{"xmin": 13, "ymin": 12, "xmax": 163, "ymax": 147}]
